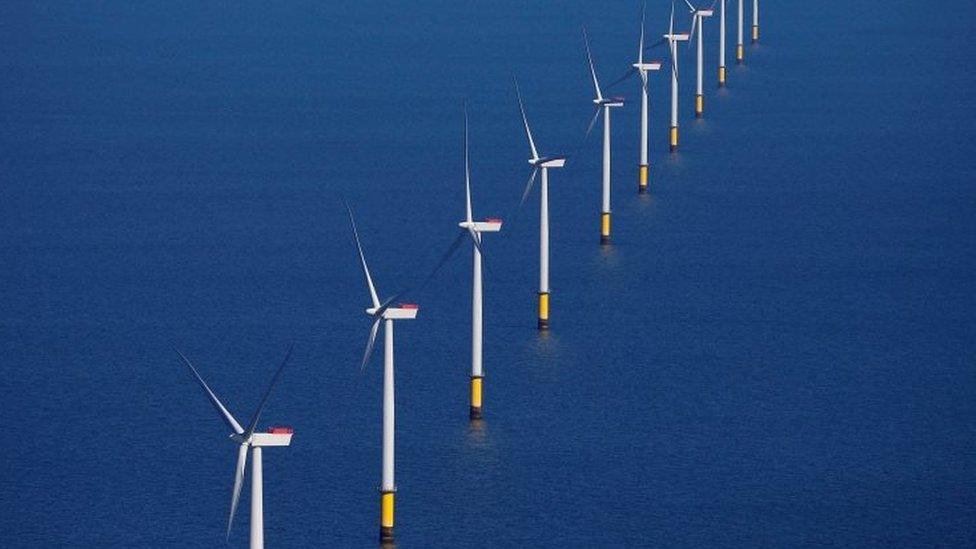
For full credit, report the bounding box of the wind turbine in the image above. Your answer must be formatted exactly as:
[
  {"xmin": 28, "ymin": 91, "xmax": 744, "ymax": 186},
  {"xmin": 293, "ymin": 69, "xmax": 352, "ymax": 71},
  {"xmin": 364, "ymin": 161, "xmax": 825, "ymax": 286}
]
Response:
[
  {"xmin": 632, "ymin": 1, "xmax": 663, "ymax": 193},
  {"xmin": 719, "ymin": 0, "xmax": 728, "ymax": 86},
  {"xmin": 458, "ymin": 106, "xmax": 502, "ymax": 419},
  {"xmin": 686, "ymin": 0, "xmax": 715, "ymax": 118},
  {"xmin": 751, "ymin": 0, "xmax": 760, "ymax": 43},
  {"xmin": 663, "ymin": 1, "xmax": 691, "ymax": 152},
  {"xmin": 173, "ymin": 345, "xmax": 295, "ymax": 549},
  {"xmin": 736, "ymin": 0, "xmax": 745, "ymax": 64},
  {"xmin": 582, "ymin": 27, "xmax": 624, "ymax": 245},
  {"xmin": 346, "ymin": 205, "xmax": 419, "ymax": 543},
  {"xmin": 514, "ymin": 78, "xmax": 565, "ymax": 330}
]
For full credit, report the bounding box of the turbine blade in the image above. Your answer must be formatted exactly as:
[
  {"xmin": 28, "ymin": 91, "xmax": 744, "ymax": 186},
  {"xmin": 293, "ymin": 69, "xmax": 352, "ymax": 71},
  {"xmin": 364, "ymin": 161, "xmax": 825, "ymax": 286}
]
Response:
[
  {"xmin": 606, "ymin": 66, "xmax": 638, "ymax": 92},
  {"xmin": 515, "ymin": 167, "xmax": 539, "ymax": 218},
  {"xmin": 645, "ymin": 36, "xmax": 668, "ymax": 52},
  {"xmin": 360, "ymin": 316, "xmax": 382, "ymax": 372},
  {"xmin": 344, "ymin": 203, "xmax": 381, "ymax": 309},
  {"xmin": 466, "ymin": 227, "xmax": 486, "ymax": 262},
  {"xmin": 464, "ymin": 102, "xmax": 473, "ymax": 223},
  {"xmin": 670, "ymin": 40, "xmax": 680, "ymax": 80},
  {"xmin": 514, "ymin": 77, "xmax": 540, "ymax": 161},
  {"xmin": 638, "ymin": 0, "xmax": 646, "ymax": 64},
  {"xmin": 684, "ymin": 0, "xmax": 696, "ymax": 12},
  {"xmin": 669, "ymin": 0, "xmax": 675, "ymax": 36},
  {"xmin": 583, "ymin": 106, "xmax": 602, "ymax": 141},
  {"xmin": 173, "ymin": 346, "xmax": 244, "ymax": 435},
  {"xmin": 226, "ymin": 442, "xmax": 248, "ymax": 540},
  {"xmin": 413, "ymin": 229, "xmax": 467, "ymax": 296},
  {"xmin": 244, "ymin": 342, "xmax": 294, "ymax": 438},
  {"xmin": 582, "ymin": 27, "xmax": 603, "ymax": 101}
]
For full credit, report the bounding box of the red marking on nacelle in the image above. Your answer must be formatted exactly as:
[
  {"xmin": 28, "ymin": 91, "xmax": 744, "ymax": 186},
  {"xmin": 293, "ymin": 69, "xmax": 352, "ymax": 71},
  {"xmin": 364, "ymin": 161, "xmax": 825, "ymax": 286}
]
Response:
[
  {"xmin": 268, "ymin": 426, "xmax": 294, "ymax": 434},
  {"xmin": 399, "ymin": 303, "xmax": 419, "ymax": 309}
]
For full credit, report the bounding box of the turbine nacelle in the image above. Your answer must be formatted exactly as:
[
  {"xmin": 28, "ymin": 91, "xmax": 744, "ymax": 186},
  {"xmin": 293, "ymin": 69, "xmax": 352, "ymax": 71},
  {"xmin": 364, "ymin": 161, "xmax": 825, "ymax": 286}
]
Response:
[
  {"xmin": 366, "ymin": 304, "xmax": 419, "ymax": 320},
  {"xmin": 594, "ymin": 97, "xmax": 625, "ymax": 107},
  {"xmin": 696, "ymin": 9, "xmax": 714, "ymax": 17},
  {"xmin": 633, "ymin": 61, "xmax": 664, "ymax": 72},
  {"xmin": 529, "ymin": 156, "xmax": 567, "ymax": 169},
  {"xmin": 459, "ymin": 219, "xmax": 503, "ymax": 233},
  {"xmin": 231, "ymin": 427, "xmax": 294, "ymax": 447},
  {"xmin": 664, "ymin": 33, "xmax": 691, "ymax": 42}
]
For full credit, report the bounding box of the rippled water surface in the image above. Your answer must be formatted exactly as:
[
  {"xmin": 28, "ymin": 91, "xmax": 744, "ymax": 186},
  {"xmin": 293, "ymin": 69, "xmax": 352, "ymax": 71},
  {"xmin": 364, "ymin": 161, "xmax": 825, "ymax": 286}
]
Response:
[{"xmin": 1, "ymin": 1, "xmax": 974, "ymax": 547}]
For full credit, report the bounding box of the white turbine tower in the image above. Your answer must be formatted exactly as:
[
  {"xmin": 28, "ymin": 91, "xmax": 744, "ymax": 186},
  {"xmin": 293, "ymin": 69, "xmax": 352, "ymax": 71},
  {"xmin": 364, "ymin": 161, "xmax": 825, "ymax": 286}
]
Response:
[
  {"xmin": 346, "ymin": 206, "xmax": 419, "ymax": 543},
  {"xmin": 719, "ymin": 0, "xmax": 728, "ymax": 86},
  {"xmin": 736, "ymin": 0, "xmax": 745, "ymax": 64},
  {"xmin": 173, "ymin": 345, "xmax": 295, "ymax": 549},
  {"xmin": 752, "ymin": 0, "xmax": 760, "ymax": 43},
  {"xmin": 686, "ymin": 0, "xmax": 715, "ymax": 118},
  {"xmin": 663, "ymin": 1, "xmax": 691, "ymax": 152},
  {"xmin": 458, "ymin": 108, "xmax": 502, "ymax": 420},
  {"xmin": 582, "ymin": 27, "xmax": 624, "ymax": 245},
  {"xmin": 514, "ymin": 78, "xmax": 566, "ymax": 330},
  {"xmin": 632, "ymin": 1, "xmax": 663, "ymax": 193}
]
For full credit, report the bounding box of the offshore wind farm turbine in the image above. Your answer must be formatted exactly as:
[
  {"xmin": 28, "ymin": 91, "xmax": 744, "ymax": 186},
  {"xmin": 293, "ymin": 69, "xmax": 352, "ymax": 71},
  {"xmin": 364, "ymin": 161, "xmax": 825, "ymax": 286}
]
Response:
[
  {"xmin": 582, "ymin": 27, "xmax": 624, "ymax": 245},
  {"xmin": 632, "ymin": 1, "xmax": 663, "ymax": 193},
  {"xmin": 173, "ymin": 345, "xmax": 295, "ymax": 549},
  {"xmin": 752, "ymin": 0, "xmax": 760, "ymax": 43},
  {"xmin": 514, "ymin": 78, "xmax": 565, "ymax": 330},
  {"xmin": 686, "ymin": 0, "xmax": 715, "ymax": 118},
  {"xmin": 346, "ymin": 205, "xmax": 419, "ymax": 544},
  {"xmin": 663, "ymin": 1, "xmax": 691, "ymax": 152},
  {"xmin": 719, "ymin": 0, "xmax": 727, "ymax": 86},
  {"xmin": 736, "ymin": 0, "xmax": 745, "ymax": 64},
  {"xmin": 458, "ymin": 107, "xmax": 502, "ymax": 419}
]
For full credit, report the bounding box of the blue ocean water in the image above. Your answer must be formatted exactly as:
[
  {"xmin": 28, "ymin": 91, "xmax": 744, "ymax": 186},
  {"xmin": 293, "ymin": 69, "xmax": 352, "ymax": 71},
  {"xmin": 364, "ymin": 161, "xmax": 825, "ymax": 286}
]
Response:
[{"xmin": 1, "ymin": 1, "xmax": 974, "ymax": 547}]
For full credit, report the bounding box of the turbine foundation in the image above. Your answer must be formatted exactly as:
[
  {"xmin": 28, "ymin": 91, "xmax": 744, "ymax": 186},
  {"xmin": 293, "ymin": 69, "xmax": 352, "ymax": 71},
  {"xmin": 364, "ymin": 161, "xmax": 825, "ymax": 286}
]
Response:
[
  {"xmin": 380, "ymin": 491, "xmax": 395, "ymax": 543},
  {"xmin": 469, "ymin": 376, "xmax": 483, "ymax": 420},
  {"xmin": 752, "ymin": 25, "xmax": 759, "ymax": 43},
  {"xmin": 669, "ymin": 126, "xmax": 679, "ymax": 153},
  {"xmin": 718, "ymin": 66, "xmax": 726, "ymax": 87},
  {"xmin": 600, "ymin": 213, "xmax": 611, "ymax": 245},
  {"xmin": 736, "ymin": 44, "xmax": 744, "ymax": 64},
  {"xmin": 537, "ymin": 292, "xmax": 549, "ymax": 330},
  {"xmin": 695, "ymin": 95, "xmax": 704, "ymax": 118},
  {"xmin": 638, "ymin": 164, "xmax": 649, "ymax": 193}
]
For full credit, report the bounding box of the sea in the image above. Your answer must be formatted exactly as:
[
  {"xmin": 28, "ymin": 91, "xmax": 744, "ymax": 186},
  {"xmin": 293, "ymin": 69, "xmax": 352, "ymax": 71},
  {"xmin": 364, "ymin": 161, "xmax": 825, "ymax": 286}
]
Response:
[{"xmin": 1, "ymin": 1, "xmax": 973, "ymax": 547}]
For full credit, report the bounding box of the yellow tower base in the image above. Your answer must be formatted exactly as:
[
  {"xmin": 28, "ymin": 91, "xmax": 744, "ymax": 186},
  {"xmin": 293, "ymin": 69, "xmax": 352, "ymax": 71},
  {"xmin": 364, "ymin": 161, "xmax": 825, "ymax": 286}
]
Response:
[
  {"xmin": 669, "ymin": 126, "xmax": 678, "ymax": 153},
  {"xmin": 600, "ymin": 212, "xmax": 611, "ymax": 245},
  {"xmin": 469, "ymin": 376, "xmax": 483, "ymax": 420},
  {"xmin": 638, "ymin": 164, "xmax": 649, "ymax": 193},
  {"xmin": 695, "ymin": 94, "xmax": 703, "ymax": 118},
  {"xmin": 752, "ymin": 25, "xmax": 759, "ymax": 43},
  {"xmin": 736, "ymin": 44, "xmax": 744, "ymax": 64},
  {"xmin": 380, "ymin": 491, "xmax": 394, "ymax": 542},
  {"xmin": 537, "ymin": 291, "xmax": 549, "ymax": 330},
  {"xmin": 718, "ymin": 66, "xmax": 726, "ymax": 87}
]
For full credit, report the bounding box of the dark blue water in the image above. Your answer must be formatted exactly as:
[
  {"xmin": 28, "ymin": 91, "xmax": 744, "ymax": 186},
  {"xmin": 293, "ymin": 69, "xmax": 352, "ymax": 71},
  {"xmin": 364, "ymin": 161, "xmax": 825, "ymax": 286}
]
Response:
[{"xmin": 2, "ymin": 1, "xmax": 974, "ymax": 547}]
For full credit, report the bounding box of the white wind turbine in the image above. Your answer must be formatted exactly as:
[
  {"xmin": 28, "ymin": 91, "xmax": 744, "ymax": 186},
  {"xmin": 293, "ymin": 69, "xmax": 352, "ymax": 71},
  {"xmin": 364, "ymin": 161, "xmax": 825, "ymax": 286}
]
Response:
[
  {"xmin": 718, "ymin": 0, "xmax": 728, "ymax": 86},
  {"xmin": 514, "ymin": 78, "xmax": 565, "ymax": 330},
  {"xmin": 415, "ymin": 106, "xmax": 503, "ymax": 419},
  {"xmin": 582, "ymin": 27, "xmax": 624, "ymax": 245},
  {"xmin": 736, "ymin": 0, "xmax": 745, "ymax": 64},
  {"xmin": 685, "ymin": 0, "xmax": 715, "ymax": 118},
  {"xmin": 173, "ymin": 345, "xmax": 295, "ymax": 549},
  {"xmin": 752, "ymin": 0, "xmax": 760, "ymax": 43},
  {"xmin": 663, "ymin": 0, "xmax": 691, "ymax": 152},
  {"xmin": 458, "ymin": 107, "xmax": 502, "ymax": 419},
  {"xmin": 632, "ymin": 0, "xmax": 663, "ymax": 193},
  {"xmin": 346, "ymin": 205, "xmax": 419, "ymax": 543}
]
